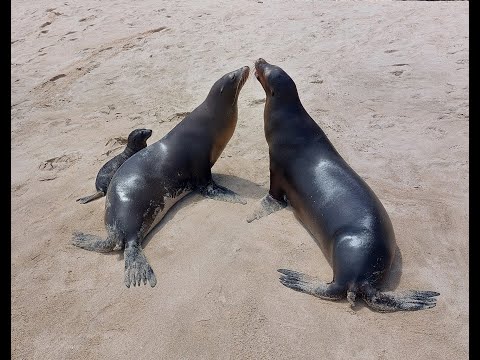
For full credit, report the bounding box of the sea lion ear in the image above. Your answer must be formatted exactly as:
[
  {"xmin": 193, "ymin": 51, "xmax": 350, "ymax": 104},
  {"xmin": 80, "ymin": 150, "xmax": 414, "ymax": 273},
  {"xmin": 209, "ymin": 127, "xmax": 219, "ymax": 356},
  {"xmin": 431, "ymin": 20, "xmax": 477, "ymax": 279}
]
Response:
[
  {"xmin": 220, "ymin": 85, "xmax": 224, "ymax": 94},
  {"xmin": 271, "ymin": 90, "xmax": 275, "ymax": 97}
]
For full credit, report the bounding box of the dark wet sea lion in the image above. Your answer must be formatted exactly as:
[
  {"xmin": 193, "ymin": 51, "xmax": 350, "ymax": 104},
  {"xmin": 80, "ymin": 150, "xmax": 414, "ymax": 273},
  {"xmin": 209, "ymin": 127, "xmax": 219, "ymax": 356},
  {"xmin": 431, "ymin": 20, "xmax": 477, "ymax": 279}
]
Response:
[
  {"xmin": 76, "ymin": 128, "xmax": 152, "ymax": 204},
  {"xmin": 250, "ymin": 58, "xmax": 439, "ymax": 312},
  {"xmin": 73, "ymin": 66, "xmax": 250, "ymax": 288}
]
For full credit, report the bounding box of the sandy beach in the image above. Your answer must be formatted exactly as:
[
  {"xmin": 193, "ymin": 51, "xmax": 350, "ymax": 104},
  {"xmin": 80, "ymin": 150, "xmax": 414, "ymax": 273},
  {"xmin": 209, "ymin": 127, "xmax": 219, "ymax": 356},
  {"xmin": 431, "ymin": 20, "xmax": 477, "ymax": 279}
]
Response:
[{"xmin": 12, "ymin": 1, "xmax": 468, "ymax": 359}]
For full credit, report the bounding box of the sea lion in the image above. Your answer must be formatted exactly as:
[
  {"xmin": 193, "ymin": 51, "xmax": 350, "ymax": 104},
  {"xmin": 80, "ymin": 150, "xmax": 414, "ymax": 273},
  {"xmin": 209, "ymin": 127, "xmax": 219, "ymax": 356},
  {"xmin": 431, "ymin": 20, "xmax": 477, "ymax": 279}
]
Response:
[
  {"xmin": 73, "ymin": 65, "xmax": 250, "ymax": 288},
  {"xmin": 249, "ymin": 58, "xmax": 439, "ymax": 312},
  {"xmin": 76, "ymin": 128, "xmax": 153, "ymax": 204}
]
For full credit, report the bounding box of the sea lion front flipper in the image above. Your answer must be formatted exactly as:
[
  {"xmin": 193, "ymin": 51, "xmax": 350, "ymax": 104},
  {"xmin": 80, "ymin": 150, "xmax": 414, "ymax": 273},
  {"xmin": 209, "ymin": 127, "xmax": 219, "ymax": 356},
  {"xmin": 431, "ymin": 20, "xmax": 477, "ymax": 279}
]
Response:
[
  {"xmin": 199, "ymin": 180, "xmax": 246, "ymax": 205},
  {"xmin": 76, "ymin": 191, "xmax": 105, "ymax": 204},
  {"xmin": 360, "ymin": 285, "xmax": 440, "ymax": 312},
  {"xmin": 124, "ymin": 244, "xmax": 157, "ymax": 288},
  {"xmin": 246, "ymin": 194, "xmax": 287, "ymax": 223},
  {"xmin": 278, "ymin": 269, "xmax": 345, "ymax": 300}
]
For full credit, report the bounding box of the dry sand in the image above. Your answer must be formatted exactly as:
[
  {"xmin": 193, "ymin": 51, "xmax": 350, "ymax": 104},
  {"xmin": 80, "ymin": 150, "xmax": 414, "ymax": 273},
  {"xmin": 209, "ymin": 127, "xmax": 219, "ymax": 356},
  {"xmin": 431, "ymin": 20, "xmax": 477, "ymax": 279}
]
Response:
[{"xmin": 11, "ymin": 0, "xmax": 468, "ymax": 359}]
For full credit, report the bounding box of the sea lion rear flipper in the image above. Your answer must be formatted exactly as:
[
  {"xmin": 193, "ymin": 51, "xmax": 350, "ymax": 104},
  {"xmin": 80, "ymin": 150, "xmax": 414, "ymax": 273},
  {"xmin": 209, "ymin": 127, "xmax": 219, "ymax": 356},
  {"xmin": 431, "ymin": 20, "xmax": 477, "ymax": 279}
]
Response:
[
  {"xmin": 72, "ymin": 232, "xmax": 117, "ymax": 253},
  {"xmin": 246, "ymin": 194, "xmax": 287, "ymax": 223},
  {"xmin": 124, "ymin": 244, "xmax": 157, "ymax": 288},
  {"xmin": 199, "ymin": 180, "xmax": 246, "ymax": 205},
  {"xmin": 277, "ymin": 268, "xmax": 345, "ymax": 300},
  {"xmin": 361, "ymin": 285, "xmax": 440, "ymax": 312},
  {"xmin": 76, "ymin": 191, "xmax": 105, "ymax": 204}
]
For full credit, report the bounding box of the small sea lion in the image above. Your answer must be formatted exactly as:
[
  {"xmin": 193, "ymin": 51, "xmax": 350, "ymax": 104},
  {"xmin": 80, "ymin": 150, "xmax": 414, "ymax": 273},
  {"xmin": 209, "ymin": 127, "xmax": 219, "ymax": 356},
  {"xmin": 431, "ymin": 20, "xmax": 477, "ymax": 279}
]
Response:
[{"xmin": 76, "ymin": 128, "xmax": 152, "ymax": 204}]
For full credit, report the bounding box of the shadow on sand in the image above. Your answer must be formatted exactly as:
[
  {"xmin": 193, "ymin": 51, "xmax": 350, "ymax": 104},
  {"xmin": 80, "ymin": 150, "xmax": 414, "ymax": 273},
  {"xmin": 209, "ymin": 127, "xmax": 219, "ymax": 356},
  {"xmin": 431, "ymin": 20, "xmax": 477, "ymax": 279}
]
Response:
[
  {"xmin": 88, "ymin": 172, "xmax": 403, "ymax": 311},
  {"xmin": 101, "ymin": 173, "xmax": 265, "ymax": 260},
  {"xmin": 275, "ymin": 209, "xmax": 404, "ymax": 311}
]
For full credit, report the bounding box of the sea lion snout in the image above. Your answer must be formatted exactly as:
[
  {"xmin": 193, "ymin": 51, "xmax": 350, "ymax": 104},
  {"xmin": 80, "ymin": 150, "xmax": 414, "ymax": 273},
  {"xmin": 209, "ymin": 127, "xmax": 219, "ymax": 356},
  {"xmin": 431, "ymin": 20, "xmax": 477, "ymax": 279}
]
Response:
[
  {"xmin": 142, "ymin": 129, "xmax": 152, "ymax": 139},
  {"xmin": 236, "ymin": 65, "xmax": 250, "ymax": 86},
  {"xmin": 254, "ymin": 58, "xmax": 272, "ymax": 92},
  {"xmin": 255, "ymin": 58, "xmax": 268, "ymax": 67}
]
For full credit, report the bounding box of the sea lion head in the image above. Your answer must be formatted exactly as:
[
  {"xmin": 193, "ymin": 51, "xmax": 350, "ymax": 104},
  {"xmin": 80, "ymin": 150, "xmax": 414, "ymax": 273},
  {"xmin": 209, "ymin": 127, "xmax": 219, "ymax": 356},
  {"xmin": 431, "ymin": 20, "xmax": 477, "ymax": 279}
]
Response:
[
  {"xmin": 208, "ymin": 66, "xmax": 250, "ymax": 104},
  {"xmin": 254, "ymin": 58, "xmax": 298, "ymax": 101},
  {"xmin": 127, "ymin": 128, "xmax": 152, "ymax": 151}
]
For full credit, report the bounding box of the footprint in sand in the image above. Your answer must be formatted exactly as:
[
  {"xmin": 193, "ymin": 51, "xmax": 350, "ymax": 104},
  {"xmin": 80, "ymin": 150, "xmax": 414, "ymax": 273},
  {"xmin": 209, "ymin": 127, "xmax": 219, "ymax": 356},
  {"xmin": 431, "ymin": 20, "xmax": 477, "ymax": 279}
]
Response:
[
  {"xmin": 60, "ymin": 31, "xmax": 77, "ymax": 41},
  {"xmin": 155, "ymin": 111, "xmax": 191, "ymax": 123},
  {"xmin": 79, "ymin": 15, "xmax": 96, "ymax": 23},
  {"xmin": 38, "ymin": 9, "xmax": 62, "ymax": 36},
  {"xmin": 46, "ymin": 8, "xmax": 62, "ymax": 16},
  {"xmin": 102, "ymin": 136, "xmax": 128, "ymax": 157},
  {"xmin": 38, "ymin": 153, "xmax": 81, "ymax": 181},
  {"xmin": 38, "ymin": 21, "xmax": 51, "ymax": 36},
  {"xmin": 12, "ymin": 183, "xmax": 29, "ymax": 197},
  {"xmin": 425, "ymin": 126, "xmax": 447, "ymax": 139},
  {"xmin": 32, "ymin": 27, "xmax": 170, "ymax": 107},
  {"xmin": 39, "ymin": 153, "xmax": 81, "ymax": 171},
  {"xmin": 105, "ymin": 136, "xmax": 128, "ymax": 147},
  {"xmin": 100, "ymin": 104, "xmax": 116, "ymax": 115}
]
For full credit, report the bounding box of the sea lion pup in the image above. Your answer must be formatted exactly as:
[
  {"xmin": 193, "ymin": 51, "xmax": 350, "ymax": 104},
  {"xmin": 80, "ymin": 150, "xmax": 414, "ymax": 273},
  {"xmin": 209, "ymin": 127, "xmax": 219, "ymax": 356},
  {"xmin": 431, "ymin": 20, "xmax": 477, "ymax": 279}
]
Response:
[
  {"xmin": 73, "ymin": 66, "xmax": 250, "ymax": 288},
  {"xmin": 249, "ymin": 58, "xmax": 439, "ymax": 312},
  {"xmin": 76, "ymin": 128, "xmax": 153, "ymax": 204}
]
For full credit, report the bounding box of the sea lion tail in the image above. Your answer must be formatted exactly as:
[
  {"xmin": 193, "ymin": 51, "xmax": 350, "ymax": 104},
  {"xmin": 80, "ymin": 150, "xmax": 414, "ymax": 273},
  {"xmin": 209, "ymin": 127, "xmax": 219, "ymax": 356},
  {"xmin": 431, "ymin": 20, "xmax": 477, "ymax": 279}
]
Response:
[
  {"xmin": 359, "ymin": 283, "xmax": 440, "ymax": 312},
  {"xmin": 72, "ymin": 232, "xmax": 118, "ymax": 253}
]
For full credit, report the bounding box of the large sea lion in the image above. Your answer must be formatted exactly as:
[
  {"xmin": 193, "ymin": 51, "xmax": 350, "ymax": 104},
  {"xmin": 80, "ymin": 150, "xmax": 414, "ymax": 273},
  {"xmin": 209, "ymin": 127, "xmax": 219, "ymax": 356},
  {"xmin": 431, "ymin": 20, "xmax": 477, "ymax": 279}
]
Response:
[
  {"xmin": 249, "ymin": 58, "xmax": 439, "ymax": 312},
  {"xmin": 73, "ymin": 66, "xmax": 250, "ymax": 288},
  {"xmin": 76, "ymin": 128, "xmax": 152, "ymax": 204}
]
